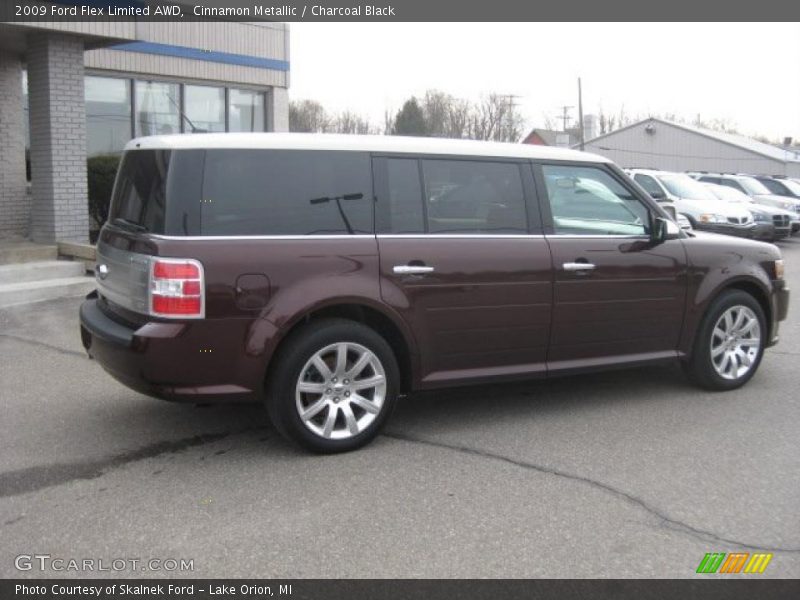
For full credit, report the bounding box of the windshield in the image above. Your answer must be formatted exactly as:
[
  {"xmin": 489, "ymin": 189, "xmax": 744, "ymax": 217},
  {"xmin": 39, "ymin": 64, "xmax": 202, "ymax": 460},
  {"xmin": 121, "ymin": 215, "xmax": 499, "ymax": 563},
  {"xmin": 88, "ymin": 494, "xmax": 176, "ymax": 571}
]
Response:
[
  {"xmin": 782, "ymin": 179, "xmax": 800, "ymax": 195},
  {"xmin": 737, "ymin": 177, "xmax": 771, "ymax": 195},
  {"xmin": 658, "ymin": 174, "xmax": 718, "ymax": 201},
  {"xmin": 703, "ymin": 184, "xmax": 749, "ymax": 203}
]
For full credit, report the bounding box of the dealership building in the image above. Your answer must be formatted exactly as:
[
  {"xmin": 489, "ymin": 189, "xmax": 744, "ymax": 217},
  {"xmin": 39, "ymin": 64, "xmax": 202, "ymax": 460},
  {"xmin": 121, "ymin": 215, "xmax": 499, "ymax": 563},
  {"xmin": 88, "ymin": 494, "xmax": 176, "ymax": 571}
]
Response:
[{"xmin": 0, "ymin": 19, "xmax": 290, "ymax": 244}]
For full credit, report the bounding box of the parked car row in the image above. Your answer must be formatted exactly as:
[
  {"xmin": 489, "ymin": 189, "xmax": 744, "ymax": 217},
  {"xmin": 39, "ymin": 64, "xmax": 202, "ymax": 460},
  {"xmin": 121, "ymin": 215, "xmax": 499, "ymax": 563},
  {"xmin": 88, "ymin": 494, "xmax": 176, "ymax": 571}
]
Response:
[{"xmin": 624, "ymin": 168, "xmax": 800, "ymax": 242}]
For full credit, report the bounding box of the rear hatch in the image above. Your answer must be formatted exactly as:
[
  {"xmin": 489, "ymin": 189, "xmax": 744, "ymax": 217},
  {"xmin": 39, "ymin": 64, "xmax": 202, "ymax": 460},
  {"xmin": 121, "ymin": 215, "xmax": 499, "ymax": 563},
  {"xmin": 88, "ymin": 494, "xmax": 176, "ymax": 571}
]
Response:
[{"xmin": 96, "ymin": 148, "xmax": 203, "ymax": 321}]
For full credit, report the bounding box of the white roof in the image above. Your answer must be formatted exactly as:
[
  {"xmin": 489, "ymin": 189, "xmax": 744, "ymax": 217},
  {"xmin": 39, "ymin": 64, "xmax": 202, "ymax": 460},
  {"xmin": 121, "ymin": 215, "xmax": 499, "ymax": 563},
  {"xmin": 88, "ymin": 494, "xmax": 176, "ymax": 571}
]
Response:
[{"xmin": 125, "ymin": 132, "xmax": 611, "ymax": 163}]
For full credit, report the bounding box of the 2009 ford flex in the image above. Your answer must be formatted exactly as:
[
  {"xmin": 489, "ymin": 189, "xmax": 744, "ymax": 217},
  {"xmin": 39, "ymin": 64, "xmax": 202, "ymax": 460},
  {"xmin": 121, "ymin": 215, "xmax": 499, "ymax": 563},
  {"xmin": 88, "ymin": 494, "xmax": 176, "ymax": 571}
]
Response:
[{"xmin": 80, "ymin": 134, "xmax": 790, "ymax": 452}]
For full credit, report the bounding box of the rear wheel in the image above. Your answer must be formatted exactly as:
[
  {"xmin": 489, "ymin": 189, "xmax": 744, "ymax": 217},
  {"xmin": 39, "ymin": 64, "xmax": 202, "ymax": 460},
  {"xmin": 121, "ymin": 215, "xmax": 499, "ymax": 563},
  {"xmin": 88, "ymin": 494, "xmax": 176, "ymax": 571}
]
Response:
[
  {"xmin": 684, "ymin": 290, "xmax": 766, "ymax": 390},
  {"xmin": 266, "ymin": 319, "xmax": 399, "ymax": 453}
]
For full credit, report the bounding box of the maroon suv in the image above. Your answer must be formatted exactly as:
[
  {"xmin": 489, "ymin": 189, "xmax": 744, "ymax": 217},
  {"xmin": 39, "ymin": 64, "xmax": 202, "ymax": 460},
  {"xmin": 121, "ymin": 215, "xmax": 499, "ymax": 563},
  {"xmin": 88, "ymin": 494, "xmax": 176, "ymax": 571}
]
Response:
[{"xmin": 80, "ymin": 134, "xmax": 790, "ymax": 452}]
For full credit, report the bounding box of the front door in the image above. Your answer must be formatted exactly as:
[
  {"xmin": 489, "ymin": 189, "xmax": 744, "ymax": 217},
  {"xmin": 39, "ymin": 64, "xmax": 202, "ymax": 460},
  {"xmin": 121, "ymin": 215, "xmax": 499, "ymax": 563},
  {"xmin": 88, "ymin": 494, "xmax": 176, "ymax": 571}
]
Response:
[
  {"xmin": 538, "ymin": 163, "xmax": 688, "ymax": 370},
  {"xmin": 374, "ymin": 156, "xmax": 553, "ymax": 387}
]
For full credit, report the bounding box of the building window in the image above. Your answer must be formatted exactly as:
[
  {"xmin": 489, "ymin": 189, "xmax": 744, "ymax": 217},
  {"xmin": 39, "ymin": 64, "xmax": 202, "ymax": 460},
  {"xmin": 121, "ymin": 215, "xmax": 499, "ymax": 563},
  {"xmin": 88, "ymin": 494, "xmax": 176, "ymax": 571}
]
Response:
[
  {"xmin": 135, "ymin": 80, "xmax": 180, "ymax": 137},
  {"xmin": 228, "ymin": 88, "xmax": 265, "ymax": 132},
  {"xmin": 86, "ymin": 76, "xmax": 132, "ymax": 156},
  {"xmin": 184, "ymin": 84, "xmax": 225, "ymax": 133}
]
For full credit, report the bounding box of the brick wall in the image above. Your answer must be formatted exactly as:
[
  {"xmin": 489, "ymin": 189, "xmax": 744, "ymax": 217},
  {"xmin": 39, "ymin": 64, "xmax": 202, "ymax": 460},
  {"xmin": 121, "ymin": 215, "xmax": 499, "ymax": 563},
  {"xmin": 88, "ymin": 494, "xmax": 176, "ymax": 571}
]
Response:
[
  {"xmin": 0, "ymin": 52, "xmax": 29, "ymax": 239},
  {"xmin": 27, "ymin": 33, "xmax": 89, "ymax": 243}
]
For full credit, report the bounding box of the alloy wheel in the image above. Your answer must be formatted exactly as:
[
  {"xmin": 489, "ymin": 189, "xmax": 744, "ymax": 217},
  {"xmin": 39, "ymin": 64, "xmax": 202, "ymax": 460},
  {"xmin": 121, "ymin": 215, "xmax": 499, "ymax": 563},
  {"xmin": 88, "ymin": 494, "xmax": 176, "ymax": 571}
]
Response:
[
  {"xmin": 295, "ymin": 342, "xmax": 387, "ymax": 440},
  {"xmin": 710, "ymin": 305, "xmax": 761, "ymax": 380}
]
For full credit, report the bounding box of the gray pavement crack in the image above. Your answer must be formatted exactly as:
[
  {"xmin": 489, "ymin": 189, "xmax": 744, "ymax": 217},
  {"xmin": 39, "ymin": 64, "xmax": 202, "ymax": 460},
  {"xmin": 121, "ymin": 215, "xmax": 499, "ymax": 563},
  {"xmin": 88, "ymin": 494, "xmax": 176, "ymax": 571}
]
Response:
[
  {"xmin": 0, "ymin": 427, "xmax": 267, "ymax": 499},
  {"xmin": 0, "ymin": 333, "xmax": 86, "ymax": 359},
  {"xmin": 384, "ymin": 431, "xmax": 800, "ymax": 554}
]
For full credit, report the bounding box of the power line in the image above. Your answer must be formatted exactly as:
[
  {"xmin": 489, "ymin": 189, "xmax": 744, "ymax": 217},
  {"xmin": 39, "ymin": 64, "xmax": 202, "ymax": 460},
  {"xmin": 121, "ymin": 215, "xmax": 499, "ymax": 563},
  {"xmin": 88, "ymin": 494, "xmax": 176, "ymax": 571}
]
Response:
[{"xmin": 557, "ymin": 105, "xmax": 573, "ymax": 131}]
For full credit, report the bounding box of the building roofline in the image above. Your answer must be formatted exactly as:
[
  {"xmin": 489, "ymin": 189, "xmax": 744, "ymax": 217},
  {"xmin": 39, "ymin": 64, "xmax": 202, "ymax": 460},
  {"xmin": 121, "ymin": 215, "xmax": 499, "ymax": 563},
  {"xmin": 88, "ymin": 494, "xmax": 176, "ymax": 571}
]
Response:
[{"xmin": 580, "ymin": 117, "xmax": 799, "ymax": 164}]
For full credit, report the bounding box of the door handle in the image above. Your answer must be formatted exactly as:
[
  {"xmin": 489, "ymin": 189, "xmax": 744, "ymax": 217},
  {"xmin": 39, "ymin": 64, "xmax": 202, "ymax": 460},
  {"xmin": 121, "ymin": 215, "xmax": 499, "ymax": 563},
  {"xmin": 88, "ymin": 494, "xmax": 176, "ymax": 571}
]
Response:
[
  {"xmin": 393, "ymin": 265, "xmax": 434, "ymax": 275},
  {"xmin": 563, "ymin": 262, "xmax": 596, "ymax": 272}
]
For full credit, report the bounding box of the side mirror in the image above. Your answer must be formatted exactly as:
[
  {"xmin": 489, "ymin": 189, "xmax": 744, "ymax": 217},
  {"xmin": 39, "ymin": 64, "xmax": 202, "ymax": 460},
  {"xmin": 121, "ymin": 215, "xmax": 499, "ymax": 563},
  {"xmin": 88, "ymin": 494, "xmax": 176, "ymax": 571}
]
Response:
[
  {"xmin": 651, "ymin": 217, "xmax": 679, "ymax": 244},
  {"xmin": 649, "ymin": 189, "xmax": 666, "ymax": 201}
]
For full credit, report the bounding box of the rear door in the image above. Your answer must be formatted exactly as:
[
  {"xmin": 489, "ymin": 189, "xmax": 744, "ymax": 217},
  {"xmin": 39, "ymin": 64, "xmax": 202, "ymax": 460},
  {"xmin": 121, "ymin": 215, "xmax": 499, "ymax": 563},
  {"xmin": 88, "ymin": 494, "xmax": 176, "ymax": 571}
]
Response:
[
  {"xmin": 537, "ymin": 162, "xmax": 688, "ymax": 370},
  {"xmin": 374, "ymin": 155, "xmax": 553, "ymax": 387},
  {"xmin": 97, "ymin": 148, "xmax": 204, "ymax": 318}
]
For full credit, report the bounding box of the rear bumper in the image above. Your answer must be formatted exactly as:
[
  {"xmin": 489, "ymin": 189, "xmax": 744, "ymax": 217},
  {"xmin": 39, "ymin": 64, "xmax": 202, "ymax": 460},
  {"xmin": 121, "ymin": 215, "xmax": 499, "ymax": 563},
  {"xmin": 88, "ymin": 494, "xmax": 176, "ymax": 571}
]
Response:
[{"xmin": 80, "ymin": 294, "xmax": 261, "ymax": 403}]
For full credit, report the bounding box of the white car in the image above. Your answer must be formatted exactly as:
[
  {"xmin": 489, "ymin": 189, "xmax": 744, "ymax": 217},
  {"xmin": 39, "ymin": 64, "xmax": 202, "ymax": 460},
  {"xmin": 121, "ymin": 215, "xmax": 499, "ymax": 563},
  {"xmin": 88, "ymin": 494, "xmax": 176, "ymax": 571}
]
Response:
[
  {"xmin": 701, "ymin": 182, "xmax": 793, "ymax": 241},
  {"xmin": 689, "ymin": 172, "xmax": 800, "ymax": 233},
  {"xmin": 626, "ymin": 169, "xmax": 756, "ymax": 238}
]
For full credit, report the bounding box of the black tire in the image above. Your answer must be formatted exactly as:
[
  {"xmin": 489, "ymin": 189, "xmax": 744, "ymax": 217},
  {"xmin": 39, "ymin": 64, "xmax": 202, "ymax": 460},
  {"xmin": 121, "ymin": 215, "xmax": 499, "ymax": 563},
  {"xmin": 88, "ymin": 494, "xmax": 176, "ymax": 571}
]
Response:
[
  {"xmin": 683, "ymin": 290, "xmax": 767, "ymax": 391},
  {"xmin": 266, "ymin": 318, "xmax": 400, "ymax": 453}
]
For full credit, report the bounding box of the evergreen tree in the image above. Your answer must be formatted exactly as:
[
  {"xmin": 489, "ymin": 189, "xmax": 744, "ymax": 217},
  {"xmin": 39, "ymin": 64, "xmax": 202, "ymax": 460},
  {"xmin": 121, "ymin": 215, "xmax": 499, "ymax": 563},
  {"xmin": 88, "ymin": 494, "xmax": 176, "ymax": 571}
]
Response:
[{"xmin": 392, "ymin": 98, "xmax": 428, "ymax": 136}]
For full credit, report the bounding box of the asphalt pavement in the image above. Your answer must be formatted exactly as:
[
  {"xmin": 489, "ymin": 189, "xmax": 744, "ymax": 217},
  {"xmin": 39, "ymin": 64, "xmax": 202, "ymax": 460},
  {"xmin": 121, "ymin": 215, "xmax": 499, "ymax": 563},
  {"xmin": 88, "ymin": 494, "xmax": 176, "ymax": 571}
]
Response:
[{"xmin": 1, "ymin": 238, "xmax": 799, "ymax": 578}]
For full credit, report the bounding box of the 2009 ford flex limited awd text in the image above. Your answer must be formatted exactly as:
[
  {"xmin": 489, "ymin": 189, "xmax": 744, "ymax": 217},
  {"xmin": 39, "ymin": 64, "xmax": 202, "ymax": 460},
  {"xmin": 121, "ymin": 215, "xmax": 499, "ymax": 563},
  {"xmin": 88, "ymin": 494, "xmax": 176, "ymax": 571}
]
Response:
[{"xmin": 80, "ymin": 134, "xmax": 790, "ymax": 452}]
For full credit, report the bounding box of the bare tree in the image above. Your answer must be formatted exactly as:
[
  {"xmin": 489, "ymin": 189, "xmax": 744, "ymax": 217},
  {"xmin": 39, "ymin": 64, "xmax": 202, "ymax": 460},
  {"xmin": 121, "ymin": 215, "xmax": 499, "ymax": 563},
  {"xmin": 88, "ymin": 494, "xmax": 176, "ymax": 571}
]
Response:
[
  {"xmin": 331, "ymin": 111, "xmax": 374, "ymax": 135},
  {"xmin": 447, "ymin": 97, "xmax": 471, "ymax": 139},
  {"xmin": 420, "ymin": 90, "xmax": 452, "ymax": 137},
  {"xmin": 418, "ymin": 90, "xmax": 474, "ymax": 139},
  {"xmin": 292, "ymin": 90, "xmax": 526, "ymax": 142},
  {"xmin": 693, "ymin": 115, "xmax": 739, "ymax": 134},
  {"xmin": 467, "ymin": 94, "xmax": 524, "ymax": 142},
  {"xmin": 289, "ymin": 100, "xmax": 329, "ymax": 133},
  {"xmin": 383, "ymin": 108, "xmax": 395, "ymax": 135}
]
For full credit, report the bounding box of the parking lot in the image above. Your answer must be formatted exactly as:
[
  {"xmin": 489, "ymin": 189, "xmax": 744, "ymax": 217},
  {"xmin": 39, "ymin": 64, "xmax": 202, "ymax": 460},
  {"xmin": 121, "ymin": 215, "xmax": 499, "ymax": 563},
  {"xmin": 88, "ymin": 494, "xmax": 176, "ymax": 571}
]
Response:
[{"xmin": 1, "ymin": 238, "xmax": 799, "ymax": 579}]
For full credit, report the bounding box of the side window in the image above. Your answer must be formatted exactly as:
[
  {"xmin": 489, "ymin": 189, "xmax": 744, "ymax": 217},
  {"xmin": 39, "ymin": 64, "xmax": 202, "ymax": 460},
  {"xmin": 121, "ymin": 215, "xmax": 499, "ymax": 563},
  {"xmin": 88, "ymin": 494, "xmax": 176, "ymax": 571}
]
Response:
[
  {"xmin": 384, "ymin": 158, "xmax": 425, "ymax": 233},
  {"xmin": 757, "ymin": 178, "xmax": 783, "ymax": 195},
  {"xmin": 633, "ymin": 173, "xmax": 664, "ymax": 198},
  {"xmin": 421, "ymin": 160, "xmax": 527, "ymax": 233},
  {"xmin": 542, "ymin": 165, "xmax": 651, "ymax": 236},
  {"xmin": 200, "ymin": 150, "xmax": 373, "ymax": 235}
]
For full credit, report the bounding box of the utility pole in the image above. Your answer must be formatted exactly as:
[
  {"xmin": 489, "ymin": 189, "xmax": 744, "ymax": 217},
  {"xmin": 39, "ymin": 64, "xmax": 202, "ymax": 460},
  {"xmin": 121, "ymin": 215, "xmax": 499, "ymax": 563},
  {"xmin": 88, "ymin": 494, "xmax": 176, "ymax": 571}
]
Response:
[
  {"xmin": 499, "ymin": 93, "xmax": 520, "ymax": 142},
  {"xmin": 558, "ymin": 105, "xmax": 573, "ymax": 132},
  {"xmin": 578, "ymin": 78, "xmax": 585, "ymax": 151}
]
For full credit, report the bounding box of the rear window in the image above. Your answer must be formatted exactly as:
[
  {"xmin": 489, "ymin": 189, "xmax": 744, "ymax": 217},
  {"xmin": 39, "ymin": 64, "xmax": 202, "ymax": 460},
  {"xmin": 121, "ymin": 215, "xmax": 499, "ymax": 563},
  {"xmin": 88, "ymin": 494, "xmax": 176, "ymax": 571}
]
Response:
[
  {"xmin": 109, "ymin": 149, "xmax": 373, "ymax": 236},
  {"xmin": 109, "ymin": 149, "xmax": 167, "ymax": 234}
]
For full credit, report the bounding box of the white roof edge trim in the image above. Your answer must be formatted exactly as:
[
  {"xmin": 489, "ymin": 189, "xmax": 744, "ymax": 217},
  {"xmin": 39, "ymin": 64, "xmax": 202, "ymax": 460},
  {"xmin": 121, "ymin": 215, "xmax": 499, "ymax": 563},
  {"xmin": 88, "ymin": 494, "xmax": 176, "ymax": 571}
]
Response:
[{"xmin": 123, "ymin": 133, "xmax": 612, "ymax": 163}]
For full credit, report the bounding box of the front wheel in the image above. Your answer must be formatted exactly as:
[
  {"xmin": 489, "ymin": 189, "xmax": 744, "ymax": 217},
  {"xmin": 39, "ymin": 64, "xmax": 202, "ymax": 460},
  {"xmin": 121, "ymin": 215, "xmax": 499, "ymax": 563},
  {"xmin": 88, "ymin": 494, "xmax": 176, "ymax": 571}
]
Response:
[
  {"xmin": 684, "ymin": 290, "xmax": 766, "ymax": 391},
  {"xmin": 266, "ymin": 319, "xmax": 399, "ymax": 453}
]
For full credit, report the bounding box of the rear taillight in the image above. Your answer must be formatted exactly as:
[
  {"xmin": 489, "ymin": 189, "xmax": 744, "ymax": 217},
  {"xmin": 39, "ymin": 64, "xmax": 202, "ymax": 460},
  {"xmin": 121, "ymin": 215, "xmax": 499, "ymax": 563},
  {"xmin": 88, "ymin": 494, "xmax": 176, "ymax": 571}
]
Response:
[{"xmin": 150, "ymin": 258, "xmax": 205, "ymax": 318}]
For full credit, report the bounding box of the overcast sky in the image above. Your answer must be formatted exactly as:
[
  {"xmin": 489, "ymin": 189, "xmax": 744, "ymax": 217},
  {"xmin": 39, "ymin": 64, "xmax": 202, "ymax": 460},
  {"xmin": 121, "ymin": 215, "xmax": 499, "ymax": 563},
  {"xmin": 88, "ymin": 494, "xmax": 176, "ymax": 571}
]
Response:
[{"xmin": 289, "ymin": 22, "xmax": 800, "ymax": 142}]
